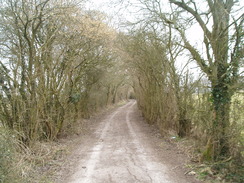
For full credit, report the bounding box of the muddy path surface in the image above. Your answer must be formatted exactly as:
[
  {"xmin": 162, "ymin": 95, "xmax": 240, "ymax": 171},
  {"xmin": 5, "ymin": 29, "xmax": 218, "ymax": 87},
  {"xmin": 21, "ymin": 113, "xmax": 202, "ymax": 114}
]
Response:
[{"xmin": 57, "ymin": 101, "xmax": 201, "ymax": 183}]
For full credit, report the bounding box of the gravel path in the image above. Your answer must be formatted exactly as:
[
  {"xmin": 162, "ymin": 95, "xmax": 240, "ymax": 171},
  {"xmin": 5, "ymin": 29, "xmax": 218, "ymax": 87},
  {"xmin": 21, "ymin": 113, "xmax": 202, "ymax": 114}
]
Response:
[{"xmin": 58, "ymin": 101, "xmax": 201, "ymax": 183}]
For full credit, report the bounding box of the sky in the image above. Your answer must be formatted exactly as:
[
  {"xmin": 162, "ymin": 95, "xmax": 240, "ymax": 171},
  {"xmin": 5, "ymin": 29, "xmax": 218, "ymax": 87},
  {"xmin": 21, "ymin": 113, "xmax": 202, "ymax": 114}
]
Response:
[{"xmin": 85, "ymin": 0, "xmax": 139, "ymax": 29}]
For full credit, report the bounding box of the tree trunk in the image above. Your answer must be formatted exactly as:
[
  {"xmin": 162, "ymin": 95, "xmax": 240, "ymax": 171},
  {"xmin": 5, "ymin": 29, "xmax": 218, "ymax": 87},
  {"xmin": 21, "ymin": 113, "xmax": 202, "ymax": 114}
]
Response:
[{"xmin": 211, "ymin": 80, "xmax": 232, "ymax": 159}]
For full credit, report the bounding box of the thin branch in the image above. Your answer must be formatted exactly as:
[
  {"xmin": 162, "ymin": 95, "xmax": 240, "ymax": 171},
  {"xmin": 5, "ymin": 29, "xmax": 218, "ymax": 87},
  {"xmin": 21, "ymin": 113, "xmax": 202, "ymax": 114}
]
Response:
[{"xmin": 169, "ymin": 0, "xmax": 212, "ymax": 41}]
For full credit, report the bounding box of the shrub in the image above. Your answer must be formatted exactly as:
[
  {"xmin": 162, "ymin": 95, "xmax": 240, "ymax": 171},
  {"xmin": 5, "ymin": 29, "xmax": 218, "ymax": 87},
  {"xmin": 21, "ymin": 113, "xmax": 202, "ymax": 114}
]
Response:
[{"xmin": 0, "ymin": 127, "xmax": 22, "ymax": 183}]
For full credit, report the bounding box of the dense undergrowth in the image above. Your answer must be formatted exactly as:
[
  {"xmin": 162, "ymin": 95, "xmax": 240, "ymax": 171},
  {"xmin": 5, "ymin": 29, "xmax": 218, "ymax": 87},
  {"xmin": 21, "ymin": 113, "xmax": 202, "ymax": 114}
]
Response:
[
  {"xmin": 0, "ymin": 128, "xmax": 24, "ymax": 183},
  {"xmin": 165, "ymin": 92, "xmax": 244, "ymax": 183}
]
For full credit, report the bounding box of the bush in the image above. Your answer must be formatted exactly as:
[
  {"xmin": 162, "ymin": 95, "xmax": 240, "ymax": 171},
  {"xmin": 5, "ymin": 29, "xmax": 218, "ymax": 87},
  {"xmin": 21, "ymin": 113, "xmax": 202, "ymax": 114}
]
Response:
[{"xmin": 0, "ymin": 127, "xmax": 23, "ymax": 183}]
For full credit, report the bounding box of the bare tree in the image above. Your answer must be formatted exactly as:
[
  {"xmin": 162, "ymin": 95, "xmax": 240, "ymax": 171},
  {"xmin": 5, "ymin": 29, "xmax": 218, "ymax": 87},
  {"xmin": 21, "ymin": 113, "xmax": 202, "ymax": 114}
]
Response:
[
  {"xmin": 169, "ymin": 0, "xmax": 243, "ymax": 159},
  {"xmin": 0, "ymin": 0, "xmax": 129, "ymax": 143}
]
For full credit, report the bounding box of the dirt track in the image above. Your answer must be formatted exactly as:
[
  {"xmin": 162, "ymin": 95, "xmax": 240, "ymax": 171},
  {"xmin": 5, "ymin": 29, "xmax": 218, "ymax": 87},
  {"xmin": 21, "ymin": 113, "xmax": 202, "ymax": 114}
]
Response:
[{"xmin": 57, "ymin": 101, "xmax": 201, "ymax": 183}]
